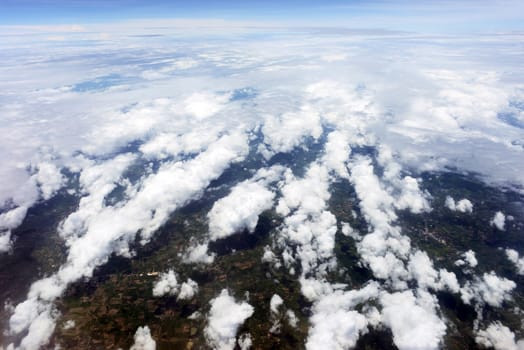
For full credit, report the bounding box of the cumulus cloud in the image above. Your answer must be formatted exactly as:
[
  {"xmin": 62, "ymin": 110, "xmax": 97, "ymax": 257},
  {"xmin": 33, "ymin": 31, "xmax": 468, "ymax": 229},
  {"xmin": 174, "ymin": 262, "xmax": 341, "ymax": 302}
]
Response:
[
  {"xmin": 261, "ymin": 107, "xmax": 322, "ymax": 156},
  {"xmin": 505, "ymin": 249, "xmax": 524, "ymax": 275},
  {"xmin": 205, "ymin": 289, "xmax": 254, "ymax": 350},
  {"xmin": 31, "ymin": 162, "xmax": 65, "ymax": 201},
  {"xmin": 0, "ymin": 206, "xmax": 28, "ymax": 253},
  {"xmin": 380, "ymin": 290, "xmax": 446, "ymax": 350},
  {"xmin": 306, "ymin": 283, "xmax": 380, "ymax": 350},
  {"xmin": 275, "ymin": 162, "xmax": 338, "ymax": 277},
  {"xmin": 476, "ymin": 322, "xmax": 524, "ymax": 350},
  {"xmin": 491, "ymin": 211, "xmax": 506, "ymax": 230},
  {"xmin": 208, "ymin": 180, "xmax": 274, "ymax": 240},
  {"xmin": 461, "ymin": 272, "xmax": 516, "ymax": 307},
  {"xmin": 182, "ymin": 242, "xmax": 215, "ymax": 264},
  {"xmin": 270, "ymin": 294, "xmax": 284, "ymax": 315},
  {"xmin": 130, "ymin": 326, "xmax": 156, "ymax": 350},
  {"xmin": 151, "ymin": 267, "xmax": 197, "ymax": 300},
  {"xmin": 152, "ymin": 270, "xmax": 179, "ymax": 297},
  {"xmin": 445, "ymin": 196, "xmax": 473, "ymax": 213},
  {"xmin": 455, "ymin": 250, "xmax": 478, "ymax": 268},
  {"xmin": 178, "ymin": 278, "xmax": 199, "ymax": 300}
]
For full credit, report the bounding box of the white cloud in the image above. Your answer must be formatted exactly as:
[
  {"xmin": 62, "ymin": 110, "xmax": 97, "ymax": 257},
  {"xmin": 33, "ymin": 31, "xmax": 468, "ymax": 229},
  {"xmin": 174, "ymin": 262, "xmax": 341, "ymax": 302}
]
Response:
[
  {"xmin": 178, "ymin": 278, "xmax": 199, "ymax": 301},
  {"xmin": 286, "ymin": 310, "xmax": 298, "ymax": 328},
  {"xmin": 184, "ymin": 92, "xmax": 230, "ymax": 120},
  {"xmin": 408, "ymin": 250, "xmax": 459, "ymax": 293},
  {"xmin": 476, "ymin": 322, "xmax": 524, "ymax": 350},
  {"xmin": 306, "ymin": 283, "xmax": 380, "ymax": 350},
  {"xmin": 505, "ymin": 249, "xmax": 524, "ymax": 275},
  {"xmin": 455, "ymin": 250, "xmax": 478, "ymax": 269},
  {"xmin": 380, "ymin": 290, "xmax": 446, "ymax": 350},
  {"xmin": 461, "ymin": 272, "xmax": 516, "ymax": 307},
  {"xmin": 208, "ymin": 181, "xmax": 274, "ymax": 240},
  {"xmin": 32, "ymin": 162, "xmax": 65, "ymax": 201},
  {"xmin": 205, "ymin": 289, "xmax": 254, "ymax": 350},
  {"xmin": 130, "ymin": 326, "xmax": 156, "ymax": 350},
  {"xmin": 0, "ymin": 206, "xmax": 28, "ymax": 253},
  {"xmin": 182, "ymin": 242, "xmax": 215, "ymax": 264},
  {"xmin": 152, "ymin": 270, "xmax": 179, "ymax": 297},
  {"xmin": 270, "ymin": 294, "xmax": 284, "ymax": 315},
  {"xmin": 62, "ymin": 320, "xmax": 75, "ymax": 330},
  {"xmin": 491, "ymin": 211, "xmax": 506, "ymax": 231},
  {"xmin": 261, "ymin": 107, "xmax": 322, "ymax": 156},
  {"xmin": 445, "ymin": 196, "xmax": 473, "ymax": 213}
]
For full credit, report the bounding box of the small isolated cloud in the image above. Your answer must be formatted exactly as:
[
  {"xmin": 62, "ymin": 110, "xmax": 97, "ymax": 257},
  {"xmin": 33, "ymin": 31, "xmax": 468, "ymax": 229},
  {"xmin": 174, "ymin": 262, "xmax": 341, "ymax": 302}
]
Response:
[
  {"xmin": 152, "ymin": 270, "xmax": 178, "ymax": 297},
  {"xmin": 270, "ymin": 294, "xmax": 284, "ymax": 315},
  {"xmin": 505, "ymin": 249, "xmax": 524, "ymax": 275},
  {"xmin": 476, "ymin": 322, "xmax": 524, "ymax": 350},
  {"xmin": 445, "ymin": 196, "xmax": 473, "ymax": 213},
  {"xmin": 455, "ymin": 250, "xmax": 478, "ymax": 268},
  {"xmin": 491, "ymin": 211, "xmax": 506, "ymax": 230},
  {"xmin": 178, "ymin": 278, "xmax": 199, "ymax": 300},
  {"xmin": 62, "ymin": 320, "xmax": 75, "ymax": 330},
  {"xmin": 152, "ymin": 270, "xmax": 198, "ymax": 300},
  {"xmin": 130, "ymin": 326, "xmax": 156, "ymax": 350},
  {"xmin": 205, "ymin": 289, "xmax": 254, "ymax": 350}
]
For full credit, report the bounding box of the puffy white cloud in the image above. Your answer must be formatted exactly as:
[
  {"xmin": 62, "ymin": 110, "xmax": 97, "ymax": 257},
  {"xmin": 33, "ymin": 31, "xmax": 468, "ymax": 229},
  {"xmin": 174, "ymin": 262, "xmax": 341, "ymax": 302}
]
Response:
[
  {"xmin": 455, "ymin": 250, "xmax": 478, "ymax": 268},
  {"xmin": 269, "ymin": 294, "xmax": 284, "ymax": 315},
  {"xmin": 275, "ymin": 162, "xmax": 338, "ymax": 276},
  {"xmin": 476, "ymin": 322, "xmax": 524, "ymax": 350},
  {"xmin": 178, "ymin": 278, "xmax": 199, "ymax": 301},
  {"xmin": 152, "ymin": 270, "xmax": 179, "ymax": 297},
  {"xmin": 130, "ymin": 326, "xmax": 156, "ymax": 350},
  {"xmin": 461, "ymin": 272, "xmax": 516, "ymax": 307},
  {"xmin": 306, "ymin": 283, "xmax": 380, "ymax": 350},
  {"xmin": 380, "ymin": 290, "xmax": 446, "ymax": 350},
  {"xmin": 505, "ymin": 249, "xmax": 524, "ymax": 275},
  {"xmin": 491, "ymin": 211, "xmax": 506, "ymax": 230},
  {"xmin": 445, "ymin": 196, "xmax": 473, "ymax": 213},
  {"xmin": 182, "ymin": 242, "xmax": 215, "ymax": 264},
  {"xmin": 0, "ymin": 206, "xmax": 28, "ymax": 253},
  {"xmin": 408, "ymin": 250, "xmax": 459, "ymax": 293},
  {"xmin": 151, "ymin": 268, "xmax": 197, "ymax": 301},
  {"xmin": 205, "ymin": 289, "xmax": 254, "ymax": 350},
  {"xmin": 260, "ymin": 102, "xmax": 324, "ymax": 157},
  {"xmin": 208, "ymin": 181, "xmax": 274, "ymax": 240},
  {"xmin": 183, "ymin": 92, "xmax": 230, "ymax": 120},
  {"xmin": 323, "ymin": 130, "xmax": 352, "ymax": 179},
  {"xmin": 32, "ymin": 162, "xmax": 65, "ymax": 201}
]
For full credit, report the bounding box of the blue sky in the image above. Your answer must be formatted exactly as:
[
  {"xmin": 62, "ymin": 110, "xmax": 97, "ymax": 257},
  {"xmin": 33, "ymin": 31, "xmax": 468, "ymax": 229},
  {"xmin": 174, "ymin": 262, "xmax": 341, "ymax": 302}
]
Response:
[{"xmin": 1, "ymin": 0, "xmax": 524, "ymax": 33}]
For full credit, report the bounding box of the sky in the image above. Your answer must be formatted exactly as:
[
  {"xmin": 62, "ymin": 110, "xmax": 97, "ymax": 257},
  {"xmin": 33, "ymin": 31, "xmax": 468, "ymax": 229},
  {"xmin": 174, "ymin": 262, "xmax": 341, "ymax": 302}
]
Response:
[{"xmin": 1, "ymin": 0, "xmax": 524, "ymax": 33}]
